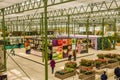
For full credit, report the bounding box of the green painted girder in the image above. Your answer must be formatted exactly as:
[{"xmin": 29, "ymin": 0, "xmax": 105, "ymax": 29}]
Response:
[
  {"xmin": 0, "ymin": 0, "xmax": 75, "ymax": 16},
  {"xmin": 3, "ymin": 9, "xmax": 119, "ymax": 22},
  {"xmin": 2, "ymin": 0, "xmax": 119, "ymax": 22}
]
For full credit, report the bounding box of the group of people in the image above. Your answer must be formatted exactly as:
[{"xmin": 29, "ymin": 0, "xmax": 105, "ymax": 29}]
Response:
[
  {"xmin": 24, "ymin": 39, "xmax": 31, "ymax": 54},
  {"xmin": 67, "ymin": 45, "xmax": 76, "ymax": 61},
  {"xmin": 101, "ymin": 66, "xmax": 120, "ymax": 80}
]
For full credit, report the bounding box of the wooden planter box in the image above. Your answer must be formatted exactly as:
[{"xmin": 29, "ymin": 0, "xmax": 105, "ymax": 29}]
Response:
[
  {"xmin": 116, "ymin": 43, "xmax": 120, "ymax": 46},
  {"xmin": 79, "ymin": 66, "xmax": 93, "ymax": 70},
  {"xmin": 55, "ymin": 71, "xmax": 76, "ymax": 80},
  {"xmin": 106, "ymin": 62, "xmax": 119, "ymax": 68},
  {"xmin": 79, "ymin": 73, "xmax": 95, "ymax": 80},
  {"xmin": 95, "ymin": 63, "xmax": 107, "ymax": 69}
]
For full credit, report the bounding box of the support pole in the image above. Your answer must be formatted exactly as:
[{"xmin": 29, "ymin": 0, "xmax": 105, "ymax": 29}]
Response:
[
  {"xmin": 41, "ymin": 13, "xmax": 44, "ymax": 62},
  {"xmin": 43, "ymin": 0, "xmax": 48, "ymax": 80},
  {"xmin": 16, "ymin": 17, "xmax": 18, "ymax": 33},
  {"xmin": 68, "ymin": 15, "xmax": 70, "ymax": 37},
  {"xmin": 102, "ymin": 18, "xmax": 105, "ymax": 50},
  {"xmin": 86, "ymin": 19, "xmax": 89, "ymax": 53},
  {"xmin": 113, "ymin": 18, "xmax": 117, "ymax": 49},
  {"xmin": 1, "ymin": 8, "xmax": 7, "ymax": 71},
  {"xmin": 73, "ymin": 20, "xmax": 75, "ymax": 36}
]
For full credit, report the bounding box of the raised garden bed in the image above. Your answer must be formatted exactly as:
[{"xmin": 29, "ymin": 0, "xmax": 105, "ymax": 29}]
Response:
[
  {"xmin": 79, "ymin": 73, "xmax": 95, "ymax": 80},
  {"xmin": 106, "ymin": 61, "xmax": 119, "ymax": 68},
  {"xmin": 94, "ymin": 59, "xmax": 107, "ymax": 69},
  {"xmin": 55, "ymin": 70, "xmax": 76, "ymax": 80},
  {"xmin": 116, "ymin": 43, "xmax": 120, "ymax": 46}
]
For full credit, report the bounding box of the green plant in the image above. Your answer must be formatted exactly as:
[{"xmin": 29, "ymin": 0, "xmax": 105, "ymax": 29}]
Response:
[
  {"xmin": 108, "ymin": 59, "xmax": 117, "ymax": 63},
  {"xmin": 104, "ymin": 53, "xmax": 117, "ymax": 58},
  {"xmin": 97, "ymin": 54, "xmax": 104, "ymax": 59},
  {"xmin": 64, "ymin": 67, "xmax": 74, "ymax": 72},
  {"xmin": 94, "ymin": 59, "xmax": 107, "ymax": 68},
  {"xmin": 65, "ymin": 61, "xmax": 77, "ymax": 69},
  {"xmin": 80, "ymin": 59, "xmax": 93, "ymax": 67},
  {"xmin": 80, "ymin": 67, "xmax": 94, "ymax": 75},
  {"xmin": 117, "ymin": 57, "xmax": 120, "ymax": 61},
  {"xmin": 56, "ymin": 68, "xmax": 74, "ymax": 75}
]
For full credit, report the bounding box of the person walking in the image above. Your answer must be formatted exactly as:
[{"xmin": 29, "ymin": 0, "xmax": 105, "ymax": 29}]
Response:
[
  {"xmin": 114, "ymin": 66, "xmax": 120, "ymax": 80},
  {"xmin": 73, "ymin": 50, "xmax": 76, "ymax": 61},
  {"xmin": 67, "ymin": 45, "xmax": 72, "ymax": 61},
  {"xmin": 101, "ymin": 71, "xmax": 108, "ymax": 80},
  {"xmin": 50, "ymin": 59, "xmax": 56, "ymax": 74}
]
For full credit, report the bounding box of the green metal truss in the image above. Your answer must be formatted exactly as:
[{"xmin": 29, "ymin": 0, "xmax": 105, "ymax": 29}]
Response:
[
  {"xmin": 0, "ymin": 0, "xmax": 75, "ymax": 16},
  {"xmin": 2, "ymin": 0, "xmax": 120, "ymax": 24}
]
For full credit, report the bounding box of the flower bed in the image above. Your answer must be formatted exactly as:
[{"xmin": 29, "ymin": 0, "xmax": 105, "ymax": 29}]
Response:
[
  {"xmin": 65, "ymin": 61, "xmax": 77, "ymax": 69},
  {"xmin": 80, "ymin": 59, "xmax": 94, "ymax": 68},
  {"xmin": 104, "ymin": 53, "xmax": 117, "ymax": 59},
  {"xmin": 106, "ymin": 59, "xmax": 119, "ymax": 68},
  {"xmin": 79, "ymin": 67, "xmax": 95, "ymax": 80},
  {"xmin": 97, "ymin": 54, "xmax": 104, "ymax": 59},
  {"xmin": 79, "ymin": 73, "xmax": 95, "ymax": 80},
  {"xmin": 94, "ymin": 59, "xmax": 107, "ymax": 69},
  {"xmin": 55, "ymin": 68, "xmax": 76, "ymax": 79}
]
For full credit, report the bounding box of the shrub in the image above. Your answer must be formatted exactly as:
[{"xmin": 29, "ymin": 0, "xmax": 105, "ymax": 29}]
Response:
[
  {"xmin": 94, "ymin": 59, "xmax": 107, "ymax": 68},
  {"xmin": 80, "ymin": 59, "xmax": 93, "ymax": 67},
  {"xmin": 104, "ymin": 53, "xmax": 117, "ymax": 58},
  {"xmin": 108, "ymin": 59, "xmax": 117, "ymax": 63},
  {"xmin": 80, "ymin": 67, "xmax": 94, "ymax": 75},
  {"xmin": 97, "ymin": 54, "xmax": 104, "ymax": 59},
  {"xmin": 65, "ymin": 61, "xmax": 77, "ymax": 69}
]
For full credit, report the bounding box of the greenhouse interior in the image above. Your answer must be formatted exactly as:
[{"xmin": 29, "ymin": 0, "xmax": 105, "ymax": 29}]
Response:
[{"xmin": 0, "ymin": 0, "xmax": 120, "ymax": 80}]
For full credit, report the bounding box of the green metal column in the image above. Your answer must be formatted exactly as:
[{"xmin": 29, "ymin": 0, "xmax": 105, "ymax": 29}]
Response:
[
  {"xmin": 41, "ymin": 13, "xmax": 44, "ymax": 62},
  {"xmin": 1, "ymin": 8, "xmax": 7, "ymax": 71},
  {"xmin": 73, "ymin": 21, "xmax": 75, "ymax": 35},
  {"xmin": 66, "ymin": 22, "xmax": 68, "ymax": 34},
  {"xmin": 43, "ymin": 0, "xmax": 48, "ymax": 80},
  {"xmin": 102, "ymin": 18, "xmax": 105, "ymax": 50},
  {"xmin": 86, "ymin": 19, "xmax": 89, "ymax": 53},
  {"xmin": 16, "ymin": 17, "xmax": 18, "ymax": 32},
  {"xmin": 113, "ymin": 18, "xmax": 117, "ymax": 49},
  {"xmin": 68, "ymin": 15, "xmax": 70, "ymax": 37},
  {"xmin": 39, "ymin": 20, "xmax": 41, "ymax": 35},
  {"xmin": 93, "ymin": 20, "xmax": 96, "ymax": 35}
]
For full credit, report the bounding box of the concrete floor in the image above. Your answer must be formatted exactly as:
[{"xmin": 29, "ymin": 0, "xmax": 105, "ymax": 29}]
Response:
[{"xmin": 6, "ymin": 46, "xmax": 120, "ymax": 80}]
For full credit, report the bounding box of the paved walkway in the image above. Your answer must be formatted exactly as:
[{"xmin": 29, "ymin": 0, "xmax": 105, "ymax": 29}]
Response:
[{"xmin": 6, "ymin": 46, "xmax": 120, "ymax": 80}]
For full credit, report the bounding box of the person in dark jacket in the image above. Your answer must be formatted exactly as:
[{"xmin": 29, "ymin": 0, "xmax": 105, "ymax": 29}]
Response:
[
  {"xmin": 73, "ymin": 50, "xmax": 76, "ymax": 61},
  {"xmin": 50, "ymin": 59, "xmax": 56, "ymax": 74},
  {"xmin": 114, "ymin": 66, "xmax": 120, "ymax": 80},
  {"xmin": 101, "ymin": 71, "xmax": 108, "ymax": 80}
]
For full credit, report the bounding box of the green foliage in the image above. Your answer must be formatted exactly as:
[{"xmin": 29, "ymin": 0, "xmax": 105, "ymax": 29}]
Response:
[
  {"xmin": 104, "ymin": 53, "xmax": 117, "ymax": 58},
  {"xmin": 97, "ymin": 54, "xmax": 104, "ymax": 59},
  {"xmin": 108, "ymin": 59, "xmax": 117, "ymax": 63},
  {"xmin": 80, "ymin": 67, "xmax": 94, "ymax": 75},
  {"xmin": 97, "ymin": 37, "xmax": 112, "ymax": 50},
  {"xmin": 56, "ymin": 68, "xmax": 74, "ymax": 75},
  {"xmin": 80, "ymin": 59, "xmax": 93, "ymax": 67},
  {"xmin": 117, "ymin": 57, "xmax": 120, "ymax": 61},
  {"xmin": 65, "ymin": 61, "xmax": 77, "ymax": 69}
]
